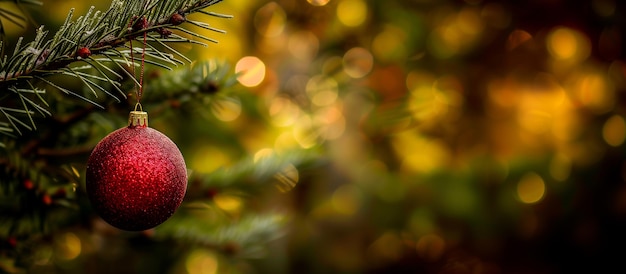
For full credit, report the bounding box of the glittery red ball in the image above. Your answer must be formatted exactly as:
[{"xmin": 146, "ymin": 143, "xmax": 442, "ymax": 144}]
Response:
[{"xmin": 86, "ymin": 126, "xmax": 187, "ymax": 231}]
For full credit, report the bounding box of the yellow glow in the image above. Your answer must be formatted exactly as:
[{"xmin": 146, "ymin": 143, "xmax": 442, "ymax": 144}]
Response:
[
  {"xmin": 288, "ymin": 31, "xmax": 320, "ymax": 61},
  {"xmin": 213, "ymin": 194, "xmax": 243, "ymax": 214},
  {"xmin": 274, "ymin": 164, "xmax": 299, "ymax": 193},
  {"xmin": 549, "ymin": 154, "xmax": 572, "ymax": 182},
  {"xmin": 456, "ymin": 7, "xmax": 484, "ymax": 35},
  {"xmin": 406, "ymin": 70, "xmax": 436, "ymax": 91},
  {"xmin": 393, "ymin": 132, "xmax": 450, "ymax": 173},
  {"xmin": 269, "ymin": 97, "xmax": 301, "ymax": 127},
  {"xmin": 191, "ymin": 146, "xmax": 230, "ymax": 173},
  {"xmin": 186, "ymin": 249, "xmax": 218, "ymax": 274},
  {"xmin": 254, "ymin": 2, "xmax": 286, "ymax": 37},
  {"xmin": 372, "ymin": 25, "xmax": 407, "ymax": 62},
  {"xmin": 306, "ymin": 75, "xmax": 339, "ymax": 107},
  {"xmin": 428, "ymin": 25, "xmax": 460, "ymax": 59},
  {"xmin": 547, "ymin": 27, "xmax": 591, "ymax": 61},
  {"xmin": 307, "ymin": 0, "xmax": 330, "ymax": 6},
  {"xmin": 274, "ymin": 131, "xmax": 300, "ymax": 153},
  {"xmin": 253, "ymin": 148, "xmax": 274, "ymax": 163},
  {"xmin": 314, "ymin": 106, "xmax": 346, "ymax": 140},
  {"xmin": 517, "ymin": 172, "xmax": 545, "ymax": 204},
  {"xmin": 235, "ymin": 56, "xmax": 266, "ymax": 87},
  {"xmin": 337, "ymin": 0, "xmax": 367, "ymax": 27},
  {"xmin": 572, "ymin": 73, "xmax": 614, "ymax": 114},
  {"xmin": 293, "ymin": 115, "xmax": 319, "ymax": 148},
  {"xmin": 517, "ymin": 109, "xmax": 552, "ymax": 134},
  {"xmin": 210, "ymin": 97, "xmax": 242, "ymax": 122},
  {"xmin": 55, "ymin": 232, "xmax": 81, "ymax": 261},
  {"xmin": 416, "ymin": 234, "xmax": 446, "ymax": 261},
  {"xmin": 343, "ymin": 47, "xmax": 374, "ymax": 78},
  {"xmin": 603, "ymin": 115, "xmax": 626, "ymax": 147},
  {"xmin": 331, "ymin": 185, "xmax": 361, "ymax": 215},
  {"xmin": 407, "ymin": 75, "xmax": 463, "ymax": 126}
]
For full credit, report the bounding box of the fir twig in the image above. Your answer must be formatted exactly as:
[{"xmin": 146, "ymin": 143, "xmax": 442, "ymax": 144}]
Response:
[{"xmin": 0, "ymin": 0, "xmax": 230, "ymax": 144}]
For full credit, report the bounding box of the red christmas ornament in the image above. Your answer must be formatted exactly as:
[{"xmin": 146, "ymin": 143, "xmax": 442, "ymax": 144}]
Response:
[{"xmin": 86, "ymin": 109, "xmax": 187, "ymax": 231}]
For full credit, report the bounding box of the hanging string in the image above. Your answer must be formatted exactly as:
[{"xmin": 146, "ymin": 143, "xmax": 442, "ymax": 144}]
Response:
[
  {"xmin": 128, "ymin": 16, "xmax": 147, "ymax": 106},
  {"xmin": 128, "ymin": 19, "xmax": 136, "ymax": 100},
  {"xmin": 138, "ymin": 30, "xmax": 147, "ymax": 103}
]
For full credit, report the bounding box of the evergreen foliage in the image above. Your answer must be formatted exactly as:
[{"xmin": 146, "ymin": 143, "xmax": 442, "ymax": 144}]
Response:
[{"xmin": 0, "ymin": 1, "xmax": 314, "ymax": 272}]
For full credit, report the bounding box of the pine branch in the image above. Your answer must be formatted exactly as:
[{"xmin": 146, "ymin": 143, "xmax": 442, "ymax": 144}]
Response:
[
  {"xmin": 155, "ymin": 212, "xmax": 287, "ymax": 258},
  {"xmin": 0, "ymin": 0, "xmax": 232, "ymax": 144}
]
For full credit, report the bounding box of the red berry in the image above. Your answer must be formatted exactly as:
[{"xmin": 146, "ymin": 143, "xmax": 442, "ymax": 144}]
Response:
[
  {"xmin": 77, "ymin": 47, "xmax": 91, "ymax": 59},
  {"xmin": 7, "ymin": 237, "xmax": 17, "ymax": 247},
  {"xmin": 53, "ymin": 188, "xmax": 67, "ymax": 198},
  {"xmin": 42, "ymin": 194, "xmax": 52, "ymax": 205},
  {"xmin": 23, "ymin": 179, "xmax": 34, "ymax": 190},
  {"xmin": 169, "ymin": 13, "xmax": 186, "ymax": 25}
]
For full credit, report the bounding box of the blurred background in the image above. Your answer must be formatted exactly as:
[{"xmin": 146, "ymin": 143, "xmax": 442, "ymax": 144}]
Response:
[{"xmin": 2, "ymin": 0, "xmax": 626, "ymax": 273}]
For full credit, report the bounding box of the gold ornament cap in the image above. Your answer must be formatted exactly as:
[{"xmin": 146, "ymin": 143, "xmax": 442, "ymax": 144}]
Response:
[{"xmin": 128, "ymin": 103, "xmax": 148, "ymax": 128}]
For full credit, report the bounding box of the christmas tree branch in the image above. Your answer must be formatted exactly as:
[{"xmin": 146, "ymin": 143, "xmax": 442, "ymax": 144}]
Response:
[{"xmin": 0, "ymin": 0, "xmax": 231, "ymax": 145}]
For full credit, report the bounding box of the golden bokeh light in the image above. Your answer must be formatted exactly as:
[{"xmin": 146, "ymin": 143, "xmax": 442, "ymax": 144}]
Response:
[
  {"xmin": 603, "ymin": 115, "xmax": 626, "ymax": 147},
  {"xmin": 288, "ymin": 31, "xmax": 320, "ymax": 61},
  {"xmin": 269, "ymin": 97, "xmax": 302, "ymax": 127},
  {"xmin": 274, "ymin": 131, "xmax": 300, "ymax": 152},
  {"xmin": 371, "ymin": 25, "xmax": 408, "ymax": 62},
  {"xmin": 254, "ymin": 2, "xmax": 286, "ymax": 37},
  {"xmin": 456, "ymin": 7, "xmax": 484, "ymax": 35},
  {"xmin": 343, "ymin": 47, "xmax": 374, "ymax": 78},
  {"xmin": 54, "ymin": 232, "xmax": 81, "ymax": 261},
  {"xmin": 254, "ymin": 148, "xmax": 300, "ymax": 192},
  {"xmin": 210, "ymin": 97, "xmax": 242, "ymax": 122},
  {"xmin": 213, "ymin": 194, "xmax": 243, "ymax": 214},
  {"xmin": 186, "ymin": 249, "xmax": 219, "ymax": 274},
  {"xmin": 337, "ymin": 0, "xmax": 367, "ymax": 27},
  {"xmin": 307, "ymin": 0, "xmax": 331, "ymax": 6},
  {"xmin": 314, "ymin": 106, "xmax": 346, "ymax": 140},
  {"xmin": 253, "ymin": 148, "xmax": 274, "ymax": 163},
  {"xmin": 427, "ymin": 7, "xmax": 485, "ymax": 59},
  {"xmin": 293, "ymin": 115, "xmax": 320, "ymax": 148},
  {"xmin": 569, "ymin": 71, "xmax": 615, "ymax": 114},
  {"xmin": 306, "ymin": 75, "xmax": 339, "ymax": 107},
  {"xmin": 190, "ymin": 145, "xmax": 231, "ymax": 173},
  {"xmin": 393, "ymin": 132, "xmax": 450, "ymax": 173},
  {"xmin": 547, "ymin": 27, "xmax": 591, "ymax": 61},
  {"xmin": 274, "ymin": 164, "xmax": 299, "ymax": 193},
  {"xmin": 235, "ymin": 56, "xmax": 266, "ymax": 87},
  {"xmin": 517, "ymin": 172, "xmax": 546, "ymax": 204}
]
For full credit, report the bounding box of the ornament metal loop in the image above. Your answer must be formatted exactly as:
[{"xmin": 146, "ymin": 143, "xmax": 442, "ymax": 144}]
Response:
[
  {"xmin": 134, "ymin": 102, "xmax": 143, "ymax": 112},
  {"xmin": 128, "ymin": 103, "xmax": 148, "ymax": 128}
]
